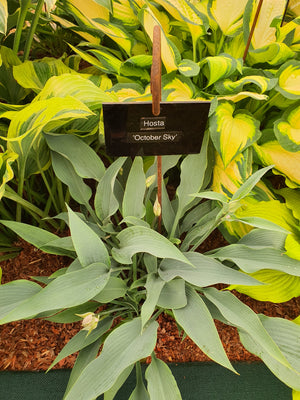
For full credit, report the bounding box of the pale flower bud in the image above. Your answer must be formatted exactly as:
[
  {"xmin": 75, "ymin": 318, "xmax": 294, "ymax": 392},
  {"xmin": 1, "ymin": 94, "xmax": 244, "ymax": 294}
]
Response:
[
  {"xmin": 76, "ymin": 312, "xmax": 99, "ymax": 333},
  {"xmin": 153, "ymin": 195, "xmax": 161, "ymax": 217},
  {"xmin": 146, "ymin": 174, "xmax": 156, "ymax": 188}
]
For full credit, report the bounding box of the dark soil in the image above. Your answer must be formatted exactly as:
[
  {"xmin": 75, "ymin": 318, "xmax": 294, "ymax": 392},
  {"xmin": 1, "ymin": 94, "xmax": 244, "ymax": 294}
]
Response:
[{"xmin": 0, "ymin": 232, "xmax": 299, "ymax": 371}]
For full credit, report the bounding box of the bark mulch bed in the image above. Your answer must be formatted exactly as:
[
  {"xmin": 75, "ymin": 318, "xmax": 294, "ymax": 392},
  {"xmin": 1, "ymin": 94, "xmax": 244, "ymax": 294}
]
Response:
[{"xmin": 0, "ymin": 234, "xmax": 299, "ymax": 371}]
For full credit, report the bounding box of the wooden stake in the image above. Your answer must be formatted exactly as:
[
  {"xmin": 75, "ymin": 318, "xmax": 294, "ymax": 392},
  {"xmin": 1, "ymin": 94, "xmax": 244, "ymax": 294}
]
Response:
[
  {"xmin": 151, "ymin": 25, "xmax": 162, "ymax": 233},
  {"xmin": 243, "ymin": 0, "xmax": 264, "ymax": 62}
]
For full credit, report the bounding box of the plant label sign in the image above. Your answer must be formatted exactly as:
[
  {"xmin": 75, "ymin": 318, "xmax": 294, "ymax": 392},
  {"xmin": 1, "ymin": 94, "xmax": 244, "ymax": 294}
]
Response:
[{"xmin": 103, "ymin": 101, "xmax": 210, "ymax": 156}]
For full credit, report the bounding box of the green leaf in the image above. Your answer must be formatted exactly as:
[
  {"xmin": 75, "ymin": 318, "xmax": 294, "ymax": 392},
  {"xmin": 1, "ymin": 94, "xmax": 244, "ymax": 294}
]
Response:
[
  {"xmin": 67, "ymin": 206, "xmax": 110, "ymax": 267},
  {"xmin": 274, "ymin": 103, "xmax": 300, "ymax": 152},
  {"xmin": 13, "ymin": 59, "xmax": 75, "ymax": 92},
  {"xmin": 157, "ymin": 278, "xmax": 187, "ymax": 309},
  {"xmin": 213, "ymin": 244, "xmax": 300, "ymax": 275},
  {"xmin": 64, "ymin": 318, "xmax": 158, "ymax": 400},
  {"xmin": 129, "ymin": 363, "xmax": 150, "ymax": 400},
  {"xmin": 239, "ymin": 314, "xmax": 300, "ymax": 391},
  {"xmin": 203, "ymin": 288, "xmax": 290, "ymax": 367},
  {"xmin": 45, "ymin": 133, "xmax": 105, "ymax": 182},
  {"xmin": 215, "ymin": 75, "xmax": 277, "ymax": 95},
  {"xmin": 48, "ymin": 316, "xmax": 113, "ymax": 371},
  {"xmin": 93, "ymin": 277, "xmax": 127, "ymax": 303},
  {"xmin": 122, "ymin": 157, "xmax": 146, "ymax": 219},
  {"xmin": 228, "ymin": 269, "xmax": 300, "ymax": 302},
  {"xmin": 0, "ymin": 220, "xmax": 73, "ymax": 257},
  {"xmin": 174, "ymin": 286, "xmax": 235, "ymax": 372},
  {"xmin": 0, "ymin": 280, "xmax": 41, "ymax": 320},
  {"xmin": 200, "ymin": 55, "xmax": 240, "ymax": 87},
  {"xmin": 0, "ymin": 263, "xmax": 110, "ymax": 324},
  {"xmin": 94, "ymin": 157, "xmax": 126, "ymax": 222},
  {"xmin": 34, "ymin": 73, "xmax": 114, "ymax": 110},
  {"xmin": 51, "ymin": 152, "xmax": 92, "ymax": 206},
  {"xmin": 141, "ymin": 273, "xmax": 165, "ymax": 329},
  {"xmin": 276, "ymin": 60, "xmax": 300, "ymax": 100},
  {"xmin": 104, "ymin": 366, "xmax": 134, "ymax": 400},
  {"xmin": 0, "ymin": 0, "xmax": 7, "ymax": 35},
  {"xmin": 112, "ymin": 226, "xmax": 192, "ymax": 265},
  {"xmin": 159, "ymin": 251, "xmax": 262, "ymax": 287},
  {"xmin": 210, "ymin": 101, "xmax": 261, "ymax": 167},
  {"xmin": 247, "ymin": 43, "xmax": 295, "ymax": 66},
  {"xmin": 0, "ymin": 151, "xmax": 18, "ymax": 200},
  {"xmin": 233, "ymin": 217, "xmax": 290, "ymax": 234},
  {"xmin": 178, "ymin": 59, "xmax": 200, "ymax": 77},
  {"xmin": 192, "ymin": 191, "xmax": 228, "ymax": 202},
  {"xmin": 145, "ymin": 354, "xmax": 182, "ymax": 400}
]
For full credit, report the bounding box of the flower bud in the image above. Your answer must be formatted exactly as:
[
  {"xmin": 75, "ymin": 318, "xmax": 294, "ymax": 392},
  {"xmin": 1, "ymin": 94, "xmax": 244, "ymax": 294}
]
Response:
[
  {"xmin": 153, "ymin": 195, "xmax": 161, "ymax": 217},
  {"xmin": 76, "ymin": 312, "xmax": 99, "ymax": 333},
  {"xmin": 146, "ymin": 174, "xmax": 156, "ymax": 188}
]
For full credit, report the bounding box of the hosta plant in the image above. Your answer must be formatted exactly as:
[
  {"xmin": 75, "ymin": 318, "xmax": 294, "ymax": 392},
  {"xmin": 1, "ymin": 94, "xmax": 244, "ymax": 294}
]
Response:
[{"xmin": 1, "ymin": 135, "xmax": 300, "ymax": 399}]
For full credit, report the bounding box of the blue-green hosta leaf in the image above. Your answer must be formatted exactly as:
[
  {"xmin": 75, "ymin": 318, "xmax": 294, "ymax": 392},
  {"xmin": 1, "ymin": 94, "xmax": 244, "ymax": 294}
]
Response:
[
  {"xmin": 67, "ymin": 206, "xmax": 110, "ymax": 267},
  {"xmin": 0, "ymin": 220, "xmax": 75, "ymax": 257},
  {"xmin": 174, "ymin": 286, "xmax": 235, "ymax": 373},
  {"xmin": 0, "ymin": 0, "xmax": 7, "ymax": 34},
  {"xmin": 157, "ymin": 278, "xmax": 187, "ymax": 309},
  {"xmin": 13, "ymin": 59, "xmax": 75, "ymax": 92},
  {"xmin": 112, "ymin": 226, "xmax": 192, "ymax": 265},
  {"xmin": 0, "ymin": 263, "xmax": 110, "ymax": 324},
  {"xmin": 210, "ymin": 101, "xmax": 261, "ymax": 167},
  {"xmin": 239, "ymin": 314, "xmax": 300, "ymax": 391},
  {"xmin": 129, "ymin": 363, "xmax": 150, "ymax": 400},
  {"xmin": 200, "ymin": 55, "xmax": 241, "ymax": 87},
  {"xmin": 0, "ymin": 150, "xmax": 17, "ymax": 200},
  {"xmin": 138, "ymin": 6, "xmax": 177, "ymax": 73},
  {"xmin": 253, "ymin": 141, "xmax": 300, "ymax": 186},
  {"xmin": 0, "ymin": 280, "xmax": 41, "ymax": 320},
  {"xmin": 228, "ymin": 269, "xmax": 300, "ymax": 302},
  {"xmin": 275, "ymin": 60, "xmax": 300, "ymax": 100},
  {"xmin": 212, "ymin": 244, "xmax": 300, "ymax": 276},
  {"xmin": 45, "ymin": 133, "xmax": 105, "ymax": 182},
  {"xmin": 93, "ymin": 277, "xmax": 127, "ymax": 303},
  {"xmin": 146, "ymin": 354, "xmax": 182, "ymax": 400},
  {"xmin": 94, "ymin": 157, "xmax": 126, "ymax": 222},
  {"xmin": 122, "ymin": 156, "xmax": 146, "ymax": 219},
  {"xmin": 203, "ymin": 288, "xmax": 290, "ymax": 367},
  {"xmin": 209, "ymin": 0, "xmax": 248, "ymax": 36},
  {"xmin": 34, "ymin": 74, "xmax": 114, "ymax": 110},
  {"xmin": 215, "ymin": 75, "xmax": 277, "ymax": 95},
  {"xmin": 64, "ymin": 318, "xmax": 158, "ymax": 400},
  {"xmin": 141, "ymin": 273, "xmax": 165, "ymax": 329},
  {"xmin": 247, "ymin": 43, "xmax": 295, "ymax": 66},
  {"xmin": 159, "ymin": 251, "xmax": 261, "ymax": 287},
  {"xmin": 274, "ymin": 103, "xmax": 300, "ymax": 152},
  {"xmin": 48, "ymin": 316, "xmax": 113, "ymax": 371}
]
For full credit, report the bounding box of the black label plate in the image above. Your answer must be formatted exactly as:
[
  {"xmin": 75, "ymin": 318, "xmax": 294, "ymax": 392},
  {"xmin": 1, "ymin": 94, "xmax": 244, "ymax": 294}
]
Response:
[{"xmin": 103, "ymin": 101, "xmax": 210, "ymax": 156}]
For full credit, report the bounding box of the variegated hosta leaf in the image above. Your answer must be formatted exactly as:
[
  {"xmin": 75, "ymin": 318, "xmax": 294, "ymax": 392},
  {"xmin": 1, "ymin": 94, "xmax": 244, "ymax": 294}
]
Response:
[
  {"xmin": 154, "ymin": 0, "xmax": 208, "ymax": 45},
  {"xmin": 215, "ymin": 75, "xmax": 277, "ymax": 95},
  {"xmin": 249, "ymin": 0, "xmax": 287, "ymax": 49},
  {"xmin": 4, "ymin": 96, "xmax": 93, "ymax": 178},
  {"xmin": 209, "ymin": 0, "xmax": 248, "ymax": 36},
  {"xmin": 278, "ymin": 187, "xmax": 300, "ymax": 221},
  {"xmin": 288, "ymin": 0, "xmax": 300, "ymax": 17},
  {"xmin": 13, "ymin": 59, "xmax": 75, "ymax": 93},
  {"xmin": 218, "ymin": 91, "xmax": 268, "ymax": 102},
  {"xmin": 139, "ymin": 6, "xmax": 178, "ymax": 73},
  {"xmin": 200, "ymin": 55, "xmax": 241, "ymax": 87},
  {"xmin": 253, "ymin": 140, "xmax": 300, "ymax": 187},
  {"xmin": 64, "ymin": 0, "xmax": 110, "ymax": 21},
  {"xmin": 34, "ymin": 74, "xmax": 114, "ymax": 110},
  {"xmin": 108, "ymin": 83, "xmax": 144, "ymax": 101},
  {"xmin": 88, "ymin": 48, "xmax": 122, "ymax": 75},
  {"xmin": 223, "ymin": 33, "xmax": 245, "ymax": 59},
  {"xmin": 112, "ymin": 0, "xmax": 139, "ymax": 27},
  {"xmin": 178, "ymin": 59, "xmax": 200, "ymax": 77},
  {"xmin": 246, "ymin": 43, "xmax": 295, "ymax": 66},
  {"xmin": 163, "ymin": 76, "xmax": 194, "ymax": 101},
  {"xmin": 0, "ymin": 0, "xmax": 7, "ymax": 35},
  {"xmin": 274, "ymin": 103, "xmax": 300, "ymax": 152},
  {"xmin": 276, "ymin": 16, "xmax": 300, "ymax": 45},
  {"xmin": 51, "ymin": 14, "xmax": 100, "ymax": 44},
  {"xmin": 210, "ymin": 101, "xmax": 261, "ymax": 167},
  {"xmin": 276, "ymin": 60, "xmax": 300, "ymax": 100},
  {"xmin": 0, "ymin": 150, "xmax": 18, "ymax": 200}
]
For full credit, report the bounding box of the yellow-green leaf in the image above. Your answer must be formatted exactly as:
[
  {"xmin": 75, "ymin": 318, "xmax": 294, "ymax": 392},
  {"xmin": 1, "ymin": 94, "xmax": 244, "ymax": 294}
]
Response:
[
  {"xmin": 112, "ymin": 0, "xmax": 139, "ymax": 27},
  {"xmin": 293, "ymin": 390, "xmax": 300, "ymax": 400},
  {"xmin": 65, "ymin": 0, "xmax": 110, "ymax": 21},
  {"xmin": 139, "ymin": 6, "xmax": 177, "ymax": 73},
  {"xmin": 200, "ymin": 55, "xmax": 241, "ymax": 87},
  {"xmin": 0, "ymin": 151, "xmax": 18, "ymax": 200},
  {"xmin": 247, "ymin": 43, "xmax": 295, "ymax": 66},
  {"xmin": 274, "ymin": 103, "xmax": 300, "ymax": 152},
  {"xmin": 254, "ymin": 140, "xmax": 300, "ymax": 186},
  {"xmin": 215, "ymin": 75, "xmax": 277, "ymax": 95},
  {"xmin": 276, "ymin": 60, "xmax": 300, "ymax": 99},
  {"xmin": 209, "ymin": 0, "xmax": 248, "ymax": 36},
  {"xmin": 0, "ymin": 0, "xmax": 7, "ymax": 35},
  {"xmin": 210, "ymin": 101, "xmax": 261, "ymax": 167},
  {"xmin": 228, "ymin": 269, "xmax": 300, "ymax": 302},
  {"xmin": 251, "ymin": 0, "xmax": 287, "ymax": 49},
  {"xmin": 163, "ymin": 77, "xmax": 194, "ymax": 101}
]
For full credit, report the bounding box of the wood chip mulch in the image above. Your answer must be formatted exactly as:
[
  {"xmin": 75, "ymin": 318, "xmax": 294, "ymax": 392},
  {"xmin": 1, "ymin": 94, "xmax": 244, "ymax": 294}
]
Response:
[{"xmin": 0, "ymin": 235, "xmax": 299, "ymax": 371}]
